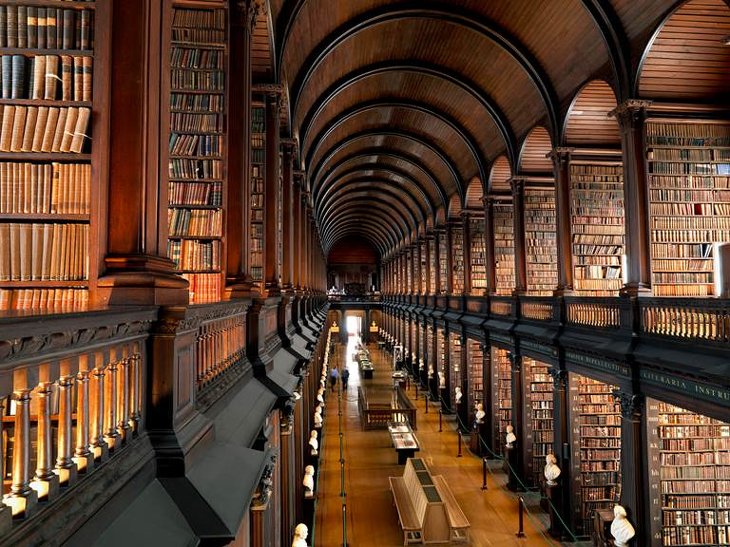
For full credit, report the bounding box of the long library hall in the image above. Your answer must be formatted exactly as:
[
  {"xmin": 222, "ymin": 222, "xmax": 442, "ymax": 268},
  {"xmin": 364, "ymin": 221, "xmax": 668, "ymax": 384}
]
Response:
[{"xmin": 0, "ymin": 1, "xmax": 728, "ymax": 546}]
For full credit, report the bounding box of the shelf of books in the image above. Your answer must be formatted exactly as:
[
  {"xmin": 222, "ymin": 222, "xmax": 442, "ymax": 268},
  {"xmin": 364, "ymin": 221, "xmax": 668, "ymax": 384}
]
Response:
[
  {"xmin": 524, "ymin": 188, "xmax": 558, "ymax": 295},
  {"xmin": 419, "ymin": 239, "xmax": 427, "ymax": 293},
  {"xmin": 426, "ymin": 324, "xmax": 434, "ymax": 371},
  {"xmin": 570, "ymin": 162, "xmax": 625, "ymax": 296},
  {"xmin": 523, "ymin": 357, "xmax": 554, "ymax": 488},
  {"xmin": 647, "ymin": 400, "xmax": 730, "ymax": 546},
  {"xmin": 410, "ymin": 320, "xmax": 417, "ymax": 358},
  {"xmin": 568, "ymin": 373, "xmax": 622, "ymax": 536},
  {"xmin": 406, "ymin": 249, "xmax": 413, "ymax": 293},
  {"xmin": 467, "ymin": 338, "xmax": 484, "ymax": 409},
  {"xmin": 469, "ymin": 216, "xmax": 487, "ymax": 295},
  {"xmin": 493, "ymin": 201, "xmax": 515, "ymax": 296},
  {"xmin": 491, "ymin": 347, "xmax": 512, "ymax": 456},
  {"xmin": 646, "ymin": 121, "xmax": 730, "ymax": 296},
  {"xmin": 0, "ymin": 1, "xmax": 98, "ymax": 311},
  {"xmin": 436, "ymin": 327, "xmax": 446, "ymax": 392},
  {"xmin": 250, "ymin": 102, "xmax": 265, "ymax": 285},
  {"xmin": 167, "ymin": 3, "xmax": 226, "ymax": 304},
  {"xmin": 451, "ymin": 223, "xmax": 464, "ymax": 294},
  {"xmin": 438, "ymin": 230, "xmax": 448, "ymax": 294},
  {"xmin": 448, "ymin": 331, "xmax": 462, "ymax": 405},
  {"xmin": 428, "ymin": 236, "xmax": 436, "ymax": 294},
  {"xmin": 276, "ymin": 149, "xmax": 282, "ymax": 281}
]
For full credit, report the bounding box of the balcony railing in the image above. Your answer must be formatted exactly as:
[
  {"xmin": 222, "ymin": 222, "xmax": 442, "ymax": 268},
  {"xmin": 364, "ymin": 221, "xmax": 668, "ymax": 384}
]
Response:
[
  {"xmin": 640, "ymin": 298, "xmax": 730, "ymax": 345},
  {"xmin": 565, "ymin": 297, "xmax": 622, "ymax": 329},
  {"xmin": 489, "ymin": 296, "xmax": 513, "ymax": 317},
  {"xmin": 519, "ymin": 297, "xmax": 554, "ymax": 322}
]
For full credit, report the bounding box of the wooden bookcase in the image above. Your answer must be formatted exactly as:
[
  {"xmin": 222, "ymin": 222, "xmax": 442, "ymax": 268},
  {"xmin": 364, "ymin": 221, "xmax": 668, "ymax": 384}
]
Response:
[
  {"xmin": 426, "ymin": 324, "xmax": 434, "ymax": 371},
  {"xmin": 469, "ymin": 216, "xmax": 487, "ymax": 295},
  {"xmin": 647, "ymin": 400, "xmax": 730, "ymax": 546},
  {"xmin": 0, "ymin": 0, "xmax": 102, "ymax": 311},
  {"xmin": 438, "ymin": 230, "xmax": 448, "ymax": 294},
  {"xmin": 570, "ymin": 162, "xmax": 626, "ymax": 296},
  {"xmin": 466, "ymin": 338, "xmax": 484, "ymax": 410},
  {"xmin": 646, "ymin": 121, "xmax": 730, "ymax": 297},
  {"xmin": 419, "ymin": 239, "xmax": 427, "ymax": 293},
  {"xmin": 451, "ymin": 223, "xmax": 464, "ymax": 294},
  {"xmin": 410, "ymin": 320, "xmax": 417, "ymax": 358},
  {"xmin": 523, "ymin": 357, "xmax": 553, "ymax": 488},
  {"xmin": 428, "ymin": 236, "xmax": 436, "ymax": 294},
  {"xmin": 568, "ymin": 373, "xmax": 621, "ymax": 537},
  {"xmin": 524, "ymin": 187, "xmax": 558, "ymax": 295},
  {"xmin": 167, "ymin": 2, "xmax": 227, "ymax": 304},
  {"xmin": 448, "ymin": 331, "xmax": 461, "ymax": 407},
  {"xmin": 436, "ymin": 327, "xmax": 446, "ymax": 386},
  {"xmin": 491, "ymin": 346, "xmax": 512, "ymax": 457},
  {"xmin": 493, "ymin": 201, "xmax": 515, "ymax": 296},
  {"xmin": 249, "ymin": 101, "xmax": 264, "ymax": 285}
]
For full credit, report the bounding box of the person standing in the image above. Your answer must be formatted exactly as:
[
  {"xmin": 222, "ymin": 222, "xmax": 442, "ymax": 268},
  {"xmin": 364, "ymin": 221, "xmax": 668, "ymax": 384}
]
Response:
[
  {"xmin": 341, "ymin": 367, "xmax": 350, "ymax": 390},
  {"xmin": 329, "ymin": 366, "xmax": 339, "ymax": 392}
]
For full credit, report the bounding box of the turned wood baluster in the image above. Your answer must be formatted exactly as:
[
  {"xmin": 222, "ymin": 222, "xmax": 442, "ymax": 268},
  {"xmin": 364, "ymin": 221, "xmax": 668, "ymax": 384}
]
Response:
[
  {"xmin": 129, "ymin": 343, "xmax": 141, "ymax": 433},
  {"xmin": 55, "ymin": 375, "xmax": 76, "ymax": 484},
  {"xmin": 75, "ymin": 368, "xmax": 93, "ymax": 470},
  {"xmin": 104, "ymin": 351, "xmax": 119, "ymax": 450},
  {"xmin": 117, "ymin": 346, "xmax": 131, "ymax": 442},
  {"xmin": 9, "ymin": 389, "xmax": 34, "ymax": 514},
  {"xmin": 90, "ymin": 354, "xmax": 106, "ymax": 459},
  {"xmin": 34, "ymin": 383, "xmax": 55, "ymax": 485}
]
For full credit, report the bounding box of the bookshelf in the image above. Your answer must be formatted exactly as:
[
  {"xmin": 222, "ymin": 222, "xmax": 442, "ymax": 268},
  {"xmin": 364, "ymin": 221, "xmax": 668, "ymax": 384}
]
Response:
[
  {"xmin": 276, "ymin": 149, "xmax": 282, "ymax": 282},
  {"xmin": 647, "ymin": 400, "xmax": 730, "ymax": 546},
  {"xmin": 167, "ymin": 3, "xmax": 226, "ymax": 304},
  {"xmin": 410, "ymin": 320, "xmax": 417, "ymax": 358},
  {"xmin": 491, "ymin": 347, "xmax": 512, "ymax": 456},
  {"xmin": 426, "ymin": 324, "xmax": 434, "ymax": 371},
  {"xmin": 570, "ymin": 163, "xmax": 626, "ymax": 296},
  {"xmin": 646, "ymin": 122, "xmax": 730, "ymax": 296},
  {"xmin": 467, "ymin": 339, "xmax": 484, "ymax": 410},
  {"xmin": 406, "ymin": 248, "xmax": 413, "ymax": 293},
  {"xmin": 523, "ymin": 357, "xmax": 554, "ymax": 488},
  {"xmin": 419, "ymin": 240, "xmax": 427, "ymax": 293},
  {"xmin": 428, "ymin": 236, "xmax": 436, "ymax": 294},
  {"xmin": 524, "ymin": 188, "xmax": 558, "ymax": 295},
  {"xmin": 448, "ymin": 332, "xmax": 462, "ymax": 405},
  {"xmin": 568, "ymin": 373, "xmax": 621, "ymax": 536},
  {"xmin": 493, "ymin": 202, "xmax": 515, "ymax": 295},
  {"xmin": 438, "ymin": 230, "xmax": 448, "ymax": 294},
  {"xmin": 250, "ymin": 102, "xmax": 264, "ymax": 285},
  {"xmin": 451, "ymin": 224, "xmax": 464, "ymax": 294},
  {"xmin": 469, "ymin": 216, "xmax": 487, "ymax": 295},
  {"xmin": 0, "ymin": 1, "xmax": 98, "ymax": 311}
]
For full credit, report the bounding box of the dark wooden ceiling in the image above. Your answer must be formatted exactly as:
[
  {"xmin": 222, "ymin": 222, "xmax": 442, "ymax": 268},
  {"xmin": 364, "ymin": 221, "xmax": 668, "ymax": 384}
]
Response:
[{"xmin": 260, "ymin": 0, "xmax": 730, "ymax": 258}]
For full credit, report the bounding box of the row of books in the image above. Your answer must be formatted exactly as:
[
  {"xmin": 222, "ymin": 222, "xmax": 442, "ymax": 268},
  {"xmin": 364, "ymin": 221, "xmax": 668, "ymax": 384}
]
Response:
[
  {"xmin": 650, "ymin": 189, "xmax": 730, "ymax": 202},
  {"xmin": 171, "ymin": 69, "xmax": 224, "ymax": 92},
  {"xmin": 167, "ymin": 208, "xmax": 222, "ymax": 238},
  {"xmin": 169, "ymin": 158, "xmax": 222, "ymax": 180},
  {"xmin": 649, "ymin": 148, "xmax": 724, "ymax": 161},
  {"xmin": 170, "ymin": 92, "xmax": 223, "ymax": 113},
  {"xmin": 170, "ymin": 47, "xmax": 224, "ymax": 70},
  {"xmin": 169, "ymin": 133, "xmax": 222, "ymax": 157},
  {"xmin": 651, "ymin": 175, "xmax": 730, "ymax": 189},
  {"xmin": 650, "ymin": 163, "xmax": 730, "ymax": 176},
  {"xmin": 0, "ymin": 5, "xmax": 93, "ymax": 51},
  {"xmin": 0, "ymin": 221, "xmax": 88, "ymax": 280},
  {"xmin": 0, "ymin": 104, "xmax": 90, "ymax": 153},
  {"xmin": 572, "ymin": 223, "xmax": 624, "ymax": 234},
  {"xmin": 167, "ymin": 239, "xmax": 221, "ymax": 271},
  {"xmin": 168, "ymin": 181, "xmax": 222, "ymax": 207},
  {"xmin": 651, "ymin": 243, "xmax": 713, "ymax": 259},
  {"xmin": 181, "ymin": 272, "xmax": 221, "ymax": 305},
  {"xmin": 574, "ymin": 265, "xmax": 621, "ymax": 279},
  {"xmin": 662, "ymin": 527, "xmax": 728, "ymax": 546},
  {"xmin": 172, "ymin": 9, "xmax": 226, "ymax": 32},
  {"xmin": 0, "ymin": 161, "xmax": 90, "ymax": 214},
  {"xmin": 0, "ymin": 287, "xmax": 87, "ymax": 311},
  {"xmin": 170, "ymin": 113, "xmax": 223, "ymax": 134},
  {"xmin": 646, "ymin": 122, "xmax": 730, "ymax": 146},
  {"xmin": 0, "ymin": 54, "xmax": 92, "ymax": 102}
]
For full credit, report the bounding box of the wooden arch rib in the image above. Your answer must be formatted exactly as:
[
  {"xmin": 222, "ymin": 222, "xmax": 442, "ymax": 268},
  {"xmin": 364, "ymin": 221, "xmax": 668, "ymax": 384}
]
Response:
[
  {"xmin": 284, "ymin": 6, "xmax": 559, "ymax": 138},
  {"xmin": 564, "ymin": 80, "xmax": 620, "ymax": 146},
  {"xmin": 447, "ymin": 194, "xmax": 462, "ymax": 219},
  {"xmin": 310, "ymin": 129, "xmax": 464, "ymax": 201},
  {"xmin": 325, "ymin": 229, "xmax": 388, "ymax": 257},
  {"xmin": 637, "ymin": 0, "xmax": 730, "ymax": 100},
  {"xmin": 305, "ymin": 99, "xmax": 487, "ymax": 186},
  {"xmin": 316, "ymin": 167, "xmax": 435, "ymax": 216},
  {"xmin": 319, "ymin": 189, "xmax": 421, "ymax": 233},
  {"xmin": 518, "ymin": 126, "xmax": 553, "ymax": 174},
  {"xmin": 321, "ymin": 198, "xmax": 414, "ymax": 242},
  {"xmin": 322, "ymin": 209, "xmax": 405, "ymax": 252},
  {"xmin": 465, "ymin": 178, "xmax": 484, "ymax": 210},
  {"xmin": 435, "ymin": 207, "xmax": 446, "ymax": 226},
  {"xmin": 324, "ymin": 224, "xmax": 391, "ymax": 255},
  {"xmin": 489, "ymin": 155, "xmax": 512, "ymax": 193}
]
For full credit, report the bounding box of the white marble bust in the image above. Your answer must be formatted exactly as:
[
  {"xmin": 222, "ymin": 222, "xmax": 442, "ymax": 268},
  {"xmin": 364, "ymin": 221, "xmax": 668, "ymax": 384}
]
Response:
[
  {"xmin": 454, "ymin": 386, "xmax": 463, "ymax": 405},
  {"xmin": 428, "ymin": 365, "xmax": 434, "ymax": 378},
  {"xmin": 292, "ymin": 523, "xmax": 308, "ymax": 547},
  {"xmin": 475, "ymin": 403, "xmax": 485, "ymax": 424},
  {"xmin": 302, "ymin": 466, "xmax": 315, "ymax": 494},
  {"xmin": 438, "ymin": 371, "xmax": 445, "ymax": 389},
  {"xmin": 544, "ymin": 453, "xmax": 561, "ymax": 486},
  {"xmin": 505, "ymin": 424, "xmax": 517, "ymax": 448},
  {"xmin": 610, "ymin": 505, "xmax": 635, "ymax": 547},
  {"xmin": 313, "ymin": 409, "xmax": 323, "ymax": 428},
  {"xmin": 309, "ymin": 430, "xmax": 318, "ymax": 455}
]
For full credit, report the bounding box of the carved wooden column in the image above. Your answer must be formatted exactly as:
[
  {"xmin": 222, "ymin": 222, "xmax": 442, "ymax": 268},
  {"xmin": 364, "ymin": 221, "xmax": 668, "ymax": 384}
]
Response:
[
  {"xmin": 444, "ymin": 224, "xmax": 454, "ymax": 295},
  {"xmin": 611, "ymin": 100, "xmax": 653, "ymax": 296},
  {"xmin": 458, "ymin": 331, "xmax": 469, "ymax": 429},
  {"xmin": 424, "ymin": 233, "xmax": 432, "ymax": 296},
  {"xmin": 462, "ymin": 212, "xmax": 472, "ymax": 296},
  {"xmin": 550, "ymin": 148, "xmax": 574, "ymax": 295},
  {"xmin": 414, "ymin": 242, "xmax": 421, "ymax": 295},
  {"xmin": 510, "ymin": 178, "xmax": 527, "ymax": 295},
  {"xmin": 614, "ymin": 390, "xmax": 651, "ymax": 546},
  {"xmin": 281, "ymin": 141, "xmax": 295, "ymax": 292},
  {"xmin": 292, "ymin": 175, "xmax": 303, "ymax": 292},
  {"xmin": 548, "ymin": 368, "xmax": 571, "ymax": 535},
  {"xmin": 483, "ymin": 197, "xmax": 497, "ymax": 294},
  {"xmin": 507, "ymin": 351, "xmax": 525, "ymax": 490},
  {"xmin": 98, "ymin": 0, "xmax": 187, "ymax": 306},
  {"xmin": 263, "ymin": 88, "xmax": 282, "ymax": 295},
  {"xmin": 225, "ymin": 0, "xmax": 259, "ymax": 296}
]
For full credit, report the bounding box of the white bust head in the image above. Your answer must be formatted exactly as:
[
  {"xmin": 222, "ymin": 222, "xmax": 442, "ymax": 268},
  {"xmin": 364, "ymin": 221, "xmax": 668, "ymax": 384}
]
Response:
[
  {"xmin": 438, "ymin": 371, "xmax": 445, "ymax": 389},
  {"xmin": 314, "ymin": 409, "xmax": 323, "ymax": 427},
  {"xmin": 309, "ymin": 430, "xmax": 318, "ymax": 453},
  {"xmin": 302, "ymin": 466, "xmax": 315, "ymax": 494},
  {"xmin": 505, "ymin": 424, "xmax": 517, "ymax": 448},
  {"xmin": 293, "ymin": 523, "xmax": 309, "ymax": 547},
  {"xmin": 475, "ymin": 403, "xmax": 485, "ymax": 423},
  {"xmin": 428, "ymin": 365, "xmax": 434, "ymax": 378},
  {"xmin": 544, "ymin": 453, "xmax": 561, "ymax": 485},
  {"xmin": 610, "ymin": 505, "xmax": 635, "ymax": 547},
  {"xmin": 454, "ymin": 386, "xmax": 462, "ymax": 404}
]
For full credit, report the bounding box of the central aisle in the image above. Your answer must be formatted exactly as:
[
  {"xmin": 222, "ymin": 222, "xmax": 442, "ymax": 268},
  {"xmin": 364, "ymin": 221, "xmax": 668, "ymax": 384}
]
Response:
[{"xmin": 314, "ymin": 336, "xmax": 556, "ymax": 546}]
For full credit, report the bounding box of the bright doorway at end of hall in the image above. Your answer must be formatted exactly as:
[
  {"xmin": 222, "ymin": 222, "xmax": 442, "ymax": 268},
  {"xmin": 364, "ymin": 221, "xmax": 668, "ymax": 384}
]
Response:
[{"xmin": 345, "ymin": 314, "xmax": 362, "ymax": 336}]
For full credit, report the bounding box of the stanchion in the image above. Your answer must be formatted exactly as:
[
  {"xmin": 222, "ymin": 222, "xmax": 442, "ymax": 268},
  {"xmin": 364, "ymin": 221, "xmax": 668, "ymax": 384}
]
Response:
[
  {"xmin": 342, "ymin": 503, "xmax": 347, "ymax": 547},
  {"xmin": 415, "ymin": 382, "xmax": 419, "ymax": 397},
  {"xmin": 438, "ymin": 409, "xmax": 442, "ymax": 432},
  {"xmin": 457, "ymin": 430, "xmax": 462, "ymax": 457},
  {"xmin": 481, "ymin": 458, "xmax": 488, "ymax": 490},
  {"xmin": 340, "ymin": 461, "xmax": 346, "ymax": 496},
  {"xmin": 425, "ymin": 393, "xmax": 429, "ymax": 413},
  {"xmin": 516, "ymin": 497, "xmax": 526, "ymax": 538}
]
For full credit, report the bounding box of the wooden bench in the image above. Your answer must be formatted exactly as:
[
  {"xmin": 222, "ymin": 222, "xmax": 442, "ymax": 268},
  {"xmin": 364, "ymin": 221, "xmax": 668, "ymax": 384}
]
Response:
[{"xmin": 433, "ymin": 475, "xmax": 470, "ymax": 543}]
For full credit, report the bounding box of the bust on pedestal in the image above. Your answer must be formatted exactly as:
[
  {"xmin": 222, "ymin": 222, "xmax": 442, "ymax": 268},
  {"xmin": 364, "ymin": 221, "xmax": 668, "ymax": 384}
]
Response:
[
  {"xmin": 308, "ymin": 430, "xmax": 318, "ymax": 456},
  {"xmin": 544, "ymin": 453, "xmax": 561, "ymax": 486},
  {"xmin": 303, "ymin": 465, "xmax": 315, "ymax": 496},
  {"xmin": 454, "ymin": 386, "xmax": 462, "ymax": 406},
  {"xmin": 505, "ymin": 424, "xmax": 516, "ymax": 448},
  {"xmin": 313, "ymin": 408, "xmax": 322, "ymax": 428},
  {"xmin": 610, "ymin": 505, "xmax": 636, "ymax": 547},
  {"xmin": 475, "ymin": 403, "xmax": 485, "ymax": 424},
  {"xmin": 292, "ymin": 523, "xmax": 309, "ymax": 547}
]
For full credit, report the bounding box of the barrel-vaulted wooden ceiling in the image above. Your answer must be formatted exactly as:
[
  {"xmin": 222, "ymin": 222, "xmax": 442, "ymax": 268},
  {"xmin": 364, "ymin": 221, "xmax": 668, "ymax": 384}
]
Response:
[{"xmin": 255, "ymin": 0, "xmax": 730, "ymax": 258}]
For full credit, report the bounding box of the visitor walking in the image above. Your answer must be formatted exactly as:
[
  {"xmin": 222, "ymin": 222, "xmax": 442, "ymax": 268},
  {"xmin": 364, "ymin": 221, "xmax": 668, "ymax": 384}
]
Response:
[
  {"xmin": 341, "ymin": 367, "xmax": 350, "ymax": 390},
  {"xmin": 329, "ymin": 366, "xmax": 339, "ymax": 392}
]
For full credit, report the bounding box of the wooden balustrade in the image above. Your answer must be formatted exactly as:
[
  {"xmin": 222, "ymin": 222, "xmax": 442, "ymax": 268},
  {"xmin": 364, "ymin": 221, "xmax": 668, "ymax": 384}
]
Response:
[
  {"xmin": 519, "ymin": 298, "xmax": 554, "ymax": 321},
  {"xmin": 0, "ymin": 309, "xmax": 154, "ymax": 518},
  {"xmin": 565, "ymin": 298, "xmax": 622, "ymax": 329},
  {"xmin": 640, "ymin": 298, "xmax": 730, "ymax": 344},
  {"xmin": 489, "ymin": 297, "xmax": 513, "ymax": 317}
]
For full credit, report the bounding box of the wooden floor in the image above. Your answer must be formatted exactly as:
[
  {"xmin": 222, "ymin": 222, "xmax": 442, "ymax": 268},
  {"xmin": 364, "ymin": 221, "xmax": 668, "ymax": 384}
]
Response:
[{"xmin": 314, "ymin": 337, "xmax": 560, "ymax": 546}]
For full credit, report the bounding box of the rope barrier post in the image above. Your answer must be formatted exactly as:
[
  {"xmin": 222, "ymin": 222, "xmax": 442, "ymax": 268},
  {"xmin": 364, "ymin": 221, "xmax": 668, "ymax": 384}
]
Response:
[
  {"xmin": 516, "ymin": 497, "xmax": 526, "ymax": 538},
  {"xmin": 457, "ymin": 430, "xmax": 462, "ymax": 457},
  {"xmin": 340, "ymin": 460, "xmax": 345, "ymax": 497},
  {"xmin": 414, "ymin": 381, "xmax": 418, "ymax": 398},
  {"xmin": 425, "ymin": 393, "xmax": 429, "ymax": 413},
  {"xmin": 481, "ymin": 458, "xmax": 488, "ymax": 490},
  {"xmin": 342, "ymin": 503, "xmax": 347, "ymax": 547},
  {"xmin": 438, "ymin": 409, "xmax": 442, "ymax": 432}
]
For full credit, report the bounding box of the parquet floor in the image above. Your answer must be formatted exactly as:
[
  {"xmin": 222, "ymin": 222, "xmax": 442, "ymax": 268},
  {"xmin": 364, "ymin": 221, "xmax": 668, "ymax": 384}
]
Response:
[{"xmin": 314, "ymin": 337, "xmax": 558, "ymax": 546}]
